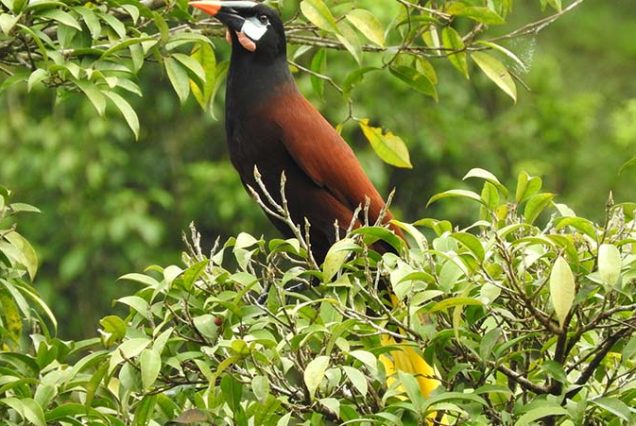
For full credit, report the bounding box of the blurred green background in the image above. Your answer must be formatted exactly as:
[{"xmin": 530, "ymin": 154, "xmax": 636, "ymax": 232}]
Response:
[{"xmin": 1, "ymin": 1, "xmax": 634, "ymax": 338}]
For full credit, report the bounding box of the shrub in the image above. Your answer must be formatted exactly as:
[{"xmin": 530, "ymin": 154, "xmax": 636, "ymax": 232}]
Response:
[{"xmin": 1, "ymin": 170, "xmax": 635, "ymax": 425}]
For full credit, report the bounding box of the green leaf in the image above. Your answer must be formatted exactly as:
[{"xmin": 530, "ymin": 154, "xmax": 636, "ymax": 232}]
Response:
[
  {"xmin": 104, "ymin": 91, "xmax": 140, "ymax": 140},
  {"xmin": 251, "ymin": 375, "xmax": 270, "ymax": 402},
  {"xmin": 8, "ymin": 202, "xmax": 40, "ymax": 213},
  {"xmin": 541, "ymin": 0, "xmax": 562, "ymax": 12},
  {"xmin": 480, "ymin": 181, "xmax": 500, "ymax": 213},
  {"xmin": 101, "ymin": 36, "xmax": 154, "ymax": 58},
  {"xmin": 359, "ymin": 119, "xmax": 412, "ymax": 168},
  {"xmin": 463, "ymin": 168, "xmax": 508, "ymax": 196},
  {"xmin": 349, "ymin": 350, "xmax": 377, "ymax": 375},
  {"xmin": 100, "ymin": 13, "xmax": 126, "ymax": 38},
  {"xmin": 119, "ymin": 272, "xmax": 160, "ymax": 288},
  {"xmin": 523, "ymin": 193, "xmax": 554, "ymax": 224},
  {"xmin": 0, "ymin": 13, "xmax": 19, "ymax": 35},
  {"xmin": 619, "ymin": 156, "xmax": 636, "ymax": 175},
  {"xmin": 22, "ymin": 398, "xmax": 46, "ymax": 426},
  {"xmin": 75, "ymin": 80, "xmax": 106, "ymax": 117},
  {"xmin": 513, "ymin": 405, "xmax": 569, "ymax": 426},
  {"xmin": 189, "ymin": 42, "xmax": 216, "ymax": 109},
  {"xmin": 117, "ymin": 295, "xmax": 150, "ymax": 319},
  {"xmin": 121, "ymin": 4, "xmax": 139, "ymax": 24},
  {"xmin": 352, "ymin": 226, "xmax": 404, "ymax": 253},
  {"xmin": 319, "ymin": 398, "xmax": 340, "ymax": 416},
  {"xmin": 27, "ymin": 69, "xmax": 47, "ymax": 92},
  {"xmin": 554, "ymin": 216, "xmax": 596, "ymax": 238},
  {"xmin": 598, "ymin": 244, "xmax": 621, "ymax": 287},
  {"xmin": 4, "ymin": 230, "xmax": 38, "ymax": 279},
  {"xmin": 193, "ymin": 314, "xmax": 218, "ymax": 340},
  {"xmin": 165, "ymin": 56, "xmax": 190, "ymax": 104},
  {"xmin": 515, "ymin": 171, "xmax": 542, "ymax": 202},
  {"xmin": 0, "ymin": 398, "xmax": 46, "ymax": 426},
  {"xmin": 322, "ymin": 238, "xmax": 357, "ymax": 282},
  {"xmin": 420, "ymin": 392, "xmax": 487, "ymax": 416},
  {"xmin": 38, "ymin": 9, "xmax": 81, "ymax": 30},
  {"xmin": 472, "ymin": 51, "xmax": 517, "ymax": 102},
  {"xmin": 476, "ymin": 40, "xmax": 527, "ymax": 72},
  {"xmin": 133, "ymin": 395, "xmax": 157, "ymax": 426},
  {"xmin": 549, "ymin": 256, "xmax": 575, "ymax": 328},
  {"xmin": 428, "ymin": 297, "xmax": 483, "ymax": 313},
  {"xmin": 109, "ymin": 338, "xmax": 151, "ymax": 372},
  {"xmin": 427, "ymin": 189, "xmax": 485, "ymax": 207},
  {"xmin": 447, "ymin": 3, "xmax": 505, "ymax": 25},
  {"xmin": 396, "ymin": 371, "xmax": 425, "ymax": 411},
  {"xmin": 590, "ymin": 398, "xmax": 632, "ymax": 422},
  {"xmin": 342, "ymin": 366, "xmax": 368, "ymax": 397},
  {"xmin": 100, "ymin": 315, "xmax": 126, "ymax": 342},
  {"xmin": 220, "ymin": 375, "xmax": 243, "ymax": 411},
  {"xmin": 172, "ymin": 52, "xmax": 206, "ymax": 86},
  {"xmin": 451, "ymin": 232, "xmax": 485, "ymax": 262},
  {"xmin": 181, "ymin": 259, "xmax": 208, "ymax": 290},
  {"xmin": 300, "ymin": 0, "xmax": 339, "ymax": 33},
  {"xmin": 140, "ymin": 349, "xmax": 161, "ymax": 389},
  {"xmin": 304, "ymin": 355, "xmax": 330, "ymax": 399},
  {"xmin": 390, "ymin": 65, "xmax": 437, "ymax": 100},
  {"xmin": 0, "ymin": 292, "xmax": 22, "ymax": 343},
  {"xmin": 441, "ymin": 27, "xmax": 468, "ymax": 78},
  {"xmin": 310, "ymin": 48, "xmax": 327, "ymax": 99},
  {"xmin": 345, "ymin": 9, "xmax": 385, "ymax": 47},
  {"xmin": 335, "ymin": 21, "xmax": 361, "ymax": 64},
  {"xmin": 75, "ymin": 6, "xmax": 101, "ymax": 39}
]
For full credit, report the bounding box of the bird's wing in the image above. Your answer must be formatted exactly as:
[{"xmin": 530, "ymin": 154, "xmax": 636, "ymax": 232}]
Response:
[{"xmin": 266, "ymin": 90, "xmax": 391, "ymax": 225}]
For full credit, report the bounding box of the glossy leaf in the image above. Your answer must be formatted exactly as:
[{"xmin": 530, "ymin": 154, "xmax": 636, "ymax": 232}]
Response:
[
  {"xmin": 104, "ymin": 91, "xmax": 140, "ymax": 140},
  {"xmin": 304, "ymin": 355, "xmax": 329, "ymax": 399},
  {"xmin": 598, "ymin": 244, "xmax": 621, "ymax": 287},
  {"xmin": 359, "ymin": 119, "xmax": 412, "ymax": 168},
  {"xmin": 442, "ymin": 27, "xmax": 468, "ymax": 78},
  {"xmin": 322, "ymin": 238, "xmax": 357, "ymax": 282},
  {"xmin": 472, "ymin": 51, "xmax": 517, "ymax": 101},
  {"xmin": 549, "ymin": 256, "xmax": 575, "ymax": 328},
  {"xmin": 390, "ymin": 65, "xmax": 437, "ymax": 100},
  {"xmin": 524, "ymin": 193, "xmax": 554, "ymax": 224},
  {"xmin": 140, "ymin": 349, "xmax": 161, "ymax": 389},
  {"xmin": 300, "ymin": 0, "xmax": 339, "ymax": 33},
  {"xmin": 345, "ymin": 9, "xmax": 385, "ymax": 47},
  {"xmin": 164, "ymin": 56, "xmax": 190, "ymax": 104},
  {"xmin": 427, "ymin": 189, "xmax": 485, "ymax": 207}
]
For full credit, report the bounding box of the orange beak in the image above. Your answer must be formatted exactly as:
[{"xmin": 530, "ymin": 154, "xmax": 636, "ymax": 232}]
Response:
[
  {"xmin": 189, "ymin": 1, "xmax": 222, "ymax": 16},
  {"xmin": 189, "ymin": 1, "xmax": 258, "ymax": 16}
]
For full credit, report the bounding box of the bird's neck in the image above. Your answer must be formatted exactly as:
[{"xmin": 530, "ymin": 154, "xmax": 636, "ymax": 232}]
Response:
[{"xmin": 226, "ymin": 52, "xmax": 295, "ymax": 116}]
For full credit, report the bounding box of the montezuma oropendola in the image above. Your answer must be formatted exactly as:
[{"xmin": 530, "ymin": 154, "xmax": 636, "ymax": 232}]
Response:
[
  {"xmin": 190, "ymin": 0, "xmax": 402, "ymax": 264},
  {"xmin": 190, "ymin": 0, "xmax": 444, "ymax": 407}
]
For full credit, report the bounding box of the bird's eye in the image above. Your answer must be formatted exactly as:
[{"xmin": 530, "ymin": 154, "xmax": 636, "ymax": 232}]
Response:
[{"xmin": 258, "ymin": 14, "xmax": 269, "ymax": 25}]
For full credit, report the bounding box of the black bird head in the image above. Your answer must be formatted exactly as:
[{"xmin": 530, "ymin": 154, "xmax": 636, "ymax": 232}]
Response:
[{"xmin": 190, "ymin": 1, "xmax": 286, "ymax": 63}]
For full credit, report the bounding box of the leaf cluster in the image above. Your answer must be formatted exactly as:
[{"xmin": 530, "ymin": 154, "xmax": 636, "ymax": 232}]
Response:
[{"xmin": 1, "ymin": 169, "xmax": 635, "ymax": 425}]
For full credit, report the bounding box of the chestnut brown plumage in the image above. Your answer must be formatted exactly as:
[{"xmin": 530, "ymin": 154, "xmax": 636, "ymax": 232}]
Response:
[{"xmin": 191, "ymin": 1, "xmax": 401, "ymax": 263}]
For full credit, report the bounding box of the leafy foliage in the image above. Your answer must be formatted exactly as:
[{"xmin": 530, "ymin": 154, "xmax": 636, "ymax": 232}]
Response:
[
  {"xmin": 0, "ymin": 0, "xmax": 578, "ymax": 149},
  {"xmin": 2, "ymin": 0, "xmax": 633, "ymax": 338},
  {"xmin": 1, "ymin": 172, "xmax": 635, "ymax": 424},
  {"xmin": 0, "ymin": 186, "xmax": 56, "ymax": 351}
]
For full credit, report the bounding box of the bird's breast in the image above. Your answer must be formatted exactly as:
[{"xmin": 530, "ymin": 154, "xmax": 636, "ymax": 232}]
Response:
[{"xmin": 225, "ymin": 112, "xmax": 289, "ymax": 186}]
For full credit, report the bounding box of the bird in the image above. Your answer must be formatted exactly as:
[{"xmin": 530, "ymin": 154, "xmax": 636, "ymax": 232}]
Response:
[
  {"xmin": 189, "ymin": 0, "xmax": 443, "ymax": 412},
  {"xmin": 189, "ymin": 0, "xmax": 401, "ymax": 264}
]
